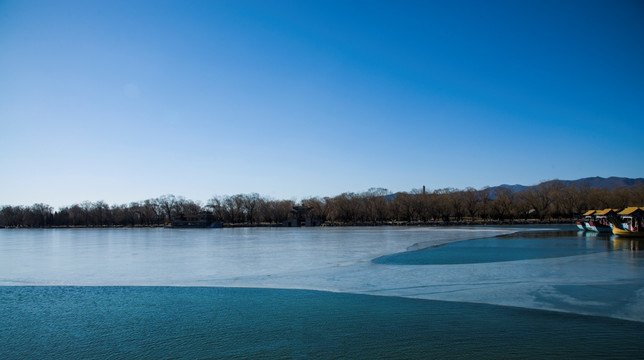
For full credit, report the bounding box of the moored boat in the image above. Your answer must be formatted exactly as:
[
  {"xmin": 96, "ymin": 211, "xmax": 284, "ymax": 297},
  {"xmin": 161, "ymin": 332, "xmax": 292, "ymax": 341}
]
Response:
[
  {"xmin": 585, "ymin": 221, "xmax": 612, "ymax": 233},
  {"xmin": 576, "ymin": 221, "xmax": 586, "ymax": 231},
  {"xmin": 579, "ymin": 208, "xmax": 616, "ymax": 233},
  {"xmin": 577, "ymin": 210, "xmax": 595, "ymax": 231},
  {"xmin": 611, "ymin": 207, "xmax": 644, "ymax": 237},
  {"xmin": 611, "ymin": 226, "xmax": 644, "ymax": 238}
]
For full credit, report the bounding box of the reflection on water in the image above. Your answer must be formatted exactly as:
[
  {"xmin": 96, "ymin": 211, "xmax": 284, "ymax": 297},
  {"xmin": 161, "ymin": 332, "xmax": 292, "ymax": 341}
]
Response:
[
  {"xmin": 612, "ymin": 238, "xmax": 644, "ymax": 252},
  {"xmin": 575, "ymin": 230, "xmax": 644, "ymax": 253}
]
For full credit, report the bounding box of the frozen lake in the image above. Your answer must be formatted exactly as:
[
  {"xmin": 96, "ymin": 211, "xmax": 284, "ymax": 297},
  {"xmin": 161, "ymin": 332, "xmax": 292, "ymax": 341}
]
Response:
[{"xmin": 1, "ymin": 226, "xmax": 643, "ymax": 322}]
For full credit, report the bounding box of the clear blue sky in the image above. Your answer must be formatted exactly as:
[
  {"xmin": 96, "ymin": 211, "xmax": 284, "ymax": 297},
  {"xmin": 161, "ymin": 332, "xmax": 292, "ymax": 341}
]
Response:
[{"xmin": 1, "ymin": 0, "xmax": 643, "ymax": 209}]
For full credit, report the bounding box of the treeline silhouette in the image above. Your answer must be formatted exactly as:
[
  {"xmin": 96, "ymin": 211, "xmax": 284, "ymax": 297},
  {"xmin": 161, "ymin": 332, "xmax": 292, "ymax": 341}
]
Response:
[{"xmin": 2, "ymin": 180, "xmax": 644, "ymax": 228}]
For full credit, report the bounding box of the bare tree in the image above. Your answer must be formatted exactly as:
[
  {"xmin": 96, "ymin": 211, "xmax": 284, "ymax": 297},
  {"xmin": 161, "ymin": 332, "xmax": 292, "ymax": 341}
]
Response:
[
  {"xmin": 301, "ymin": 197, "xmax": 328, "ymax": 223},
  {"xmin": 362, "ymin": 188, "xmax": 390, "ymax": 223},
  {"xmin": 463, "ymin": 188, "xmax": 480, "ymax": 221},
  {"xmin": 491, "ymin": 188, "xmax": 514, "ymax": 221},
  {"xmin": 478, "ymin": 187, "xmax": 491, "ymax": 221},
  {"xmin": 156, "ymin": 194, "xmax": 178, "ymax": 223},
  {"xmin": 207, "ymin": 197, "xmax": 226, "ymax": 222},
  {"xmin": 30, "ymin": 203, "xmax": 53, "ymax": 227},
  {"xmin": 241, "ymin": 193, "xmax": 262, "ymax": 224}
]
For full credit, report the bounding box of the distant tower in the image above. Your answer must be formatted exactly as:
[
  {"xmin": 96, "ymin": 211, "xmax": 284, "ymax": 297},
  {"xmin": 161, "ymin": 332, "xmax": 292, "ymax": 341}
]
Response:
[{"xmin": 422, "ymin": 185, "xmax": 426, "ymax": 195}]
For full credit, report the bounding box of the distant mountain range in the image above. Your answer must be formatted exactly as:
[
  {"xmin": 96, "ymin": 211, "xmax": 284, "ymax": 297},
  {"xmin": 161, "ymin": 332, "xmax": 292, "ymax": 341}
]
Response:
[
  {"xmin": 385, "ymin": 177, "xmax": 644, "ymax": 201},
  {"xmin": 488, "ymin": 176, "xmax": 644, "ymax": 198}
]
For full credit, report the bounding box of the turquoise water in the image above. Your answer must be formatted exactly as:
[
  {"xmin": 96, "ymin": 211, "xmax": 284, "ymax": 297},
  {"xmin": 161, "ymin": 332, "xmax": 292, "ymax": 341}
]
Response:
[
  {"xmin": 373, "ymin": 231, "xmax": 617, "ymax": 265},
  {"xmin": 1, "ymin": 227, "xmax": 644, "ymax": 358},
  {"xmin": 2, "ymin": 286, "xmax": 643, "ymax": 359}
]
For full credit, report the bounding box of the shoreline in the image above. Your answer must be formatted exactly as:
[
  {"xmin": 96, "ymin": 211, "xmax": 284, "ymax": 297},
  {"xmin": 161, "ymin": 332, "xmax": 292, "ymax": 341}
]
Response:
[{"xmin": 1, "ymin": 219, "xmax": 576, "ymax": 229}]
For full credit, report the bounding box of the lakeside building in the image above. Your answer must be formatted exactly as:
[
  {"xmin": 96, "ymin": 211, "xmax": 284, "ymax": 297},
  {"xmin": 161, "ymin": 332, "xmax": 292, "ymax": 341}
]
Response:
[{"xmin": 284, "ymin": 206, "xmax": 321, "ymax": 227}]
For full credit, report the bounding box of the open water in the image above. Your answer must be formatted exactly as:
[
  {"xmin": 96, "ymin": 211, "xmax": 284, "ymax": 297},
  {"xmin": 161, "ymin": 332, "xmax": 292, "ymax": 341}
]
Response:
[{"xmin": 1, "ymin": 226, "xmax": 643, "ymax": 358}]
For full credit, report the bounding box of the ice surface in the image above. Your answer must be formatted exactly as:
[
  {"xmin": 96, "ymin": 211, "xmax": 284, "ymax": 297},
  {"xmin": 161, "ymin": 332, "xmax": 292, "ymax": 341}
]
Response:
[{"xmin": 1, "ymin": 227, "xmax": 643, "ymax": 322}]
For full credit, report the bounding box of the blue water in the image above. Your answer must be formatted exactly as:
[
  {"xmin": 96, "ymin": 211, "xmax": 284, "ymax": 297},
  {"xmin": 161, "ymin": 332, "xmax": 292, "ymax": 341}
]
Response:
[
  {"xmin": 373, "ymin": 231, "xmax": 616, "ymax": 265},
  {"xmin": 1, "ymin": 227, "xmax": 644, "ymax": 358},
  {"xmin": 1, "ymin": 286, "xmax": 643, "ymax": 360}
]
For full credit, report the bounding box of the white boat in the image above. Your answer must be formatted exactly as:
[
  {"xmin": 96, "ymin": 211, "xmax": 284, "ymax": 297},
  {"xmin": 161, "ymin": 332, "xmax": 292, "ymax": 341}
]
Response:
[
  {"xmin": 576, "ymin": 221, "xmax": 586, "ymax": 231},
  {"xmin": 584, "ymin": 221, "xmax": 612, "ymax": 233},
  {"xmin": 582, "ymin": 208, "xmax": 617, "ymax": 233}
]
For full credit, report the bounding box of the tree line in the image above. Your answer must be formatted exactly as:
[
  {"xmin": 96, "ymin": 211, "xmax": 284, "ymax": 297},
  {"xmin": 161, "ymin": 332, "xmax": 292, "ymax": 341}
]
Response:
[
  {"xmin": 0, "ymin": 194, "xmax": 295, "ymax": 228},
  {"xmin": 2, "ymin": 180, "xmax": 644, "ymax": 228}
]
